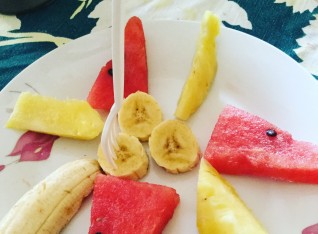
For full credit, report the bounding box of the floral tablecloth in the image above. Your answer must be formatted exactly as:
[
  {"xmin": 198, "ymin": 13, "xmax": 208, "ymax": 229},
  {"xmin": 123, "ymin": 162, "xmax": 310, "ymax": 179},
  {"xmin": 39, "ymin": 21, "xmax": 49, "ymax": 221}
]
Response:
[{"xmin": 0, "ymin": 0, "xmax": 317, "ymax": 90}]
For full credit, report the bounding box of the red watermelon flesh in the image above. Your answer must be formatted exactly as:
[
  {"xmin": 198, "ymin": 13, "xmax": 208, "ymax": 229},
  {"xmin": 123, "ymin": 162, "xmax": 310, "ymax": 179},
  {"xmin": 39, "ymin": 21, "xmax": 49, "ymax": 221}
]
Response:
[
  {"xmin": 88, "ymin": 174, "xmax": 180, "ymax": 234},
  {"xmin": 87, "ymin": 60, "xmax": 114, "ymax": 110},
  {"xmin": 204, "ymin": 105, "xmax": 318, "ymax": 184},
  {"xmin": 87, "ymin": 16, "xmax": 148, "ymax": 111},
  {"xmin": 124, "ymin": 16, "xmax": 148, "ymax": 98}
]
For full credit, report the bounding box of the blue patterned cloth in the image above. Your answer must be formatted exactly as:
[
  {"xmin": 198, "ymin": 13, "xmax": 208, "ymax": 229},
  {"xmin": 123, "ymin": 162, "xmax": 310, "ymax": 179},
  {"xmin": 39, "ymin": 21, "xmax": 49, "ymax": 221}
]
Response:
[{"xmin": 0, "ymin": 0, "xmax": 317, "ymax": 90}]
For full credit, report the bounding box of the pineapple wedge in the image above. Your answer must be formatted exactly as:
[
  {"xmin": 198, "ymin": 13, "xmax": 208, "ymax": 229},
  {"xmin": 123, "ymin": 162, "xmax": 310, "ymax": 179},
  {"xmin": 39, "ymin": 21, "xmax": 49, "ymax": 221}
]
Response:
[
  {"xmin": 175, "ymin": 11, "xmax": 219, "ymax": 121},
  {"xmin": 6, "ymin": 92, "xmax": 103, "ymax": 140},
  {"xmin": 197, "ymin": 159, "xmax": 267, "ymax": 234}
]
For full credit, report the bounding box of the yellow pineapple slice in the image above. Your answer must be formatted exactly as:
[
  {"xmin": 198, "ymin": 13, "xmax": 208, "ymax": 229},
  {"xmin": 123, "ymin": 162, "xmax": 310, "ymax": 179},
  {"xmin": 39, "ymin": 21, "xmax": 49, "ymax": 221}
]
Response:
[
  {"xmin": 197, "ymin": 159, "xmax": 267, "ymax": 234},
  {"xmin": 6, "ymin": 92, "xmax": 103, "ymax": 140},
  {"xmin": 175, "ymin": 11, "xmax": 220, "ymax": 120}
]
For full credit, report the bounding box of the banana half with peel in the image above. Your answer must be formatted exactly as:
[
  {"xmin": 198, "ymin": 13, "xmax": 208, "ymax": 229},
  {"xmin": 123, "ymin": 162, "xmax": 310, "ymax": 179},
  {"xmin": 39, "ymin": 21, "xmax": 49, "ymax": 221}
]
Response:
[
  {"xmin": 0, "ymin": 158, "xmax": 100, "ymax": 234},
  {"xmin": 149, "ymin": 119, "xmax": 201, "ymax": 173}
]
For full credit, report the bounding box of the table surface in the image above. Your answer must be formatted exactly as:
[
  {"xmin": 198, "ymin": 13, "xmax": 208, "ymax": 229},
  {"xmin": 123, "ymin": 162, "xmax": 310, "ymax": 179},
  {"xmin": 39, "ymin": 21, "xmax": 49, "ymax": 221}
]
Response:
[{"xmin": 0, "ymin": 0, "xmax": 317, "ymax": 90}]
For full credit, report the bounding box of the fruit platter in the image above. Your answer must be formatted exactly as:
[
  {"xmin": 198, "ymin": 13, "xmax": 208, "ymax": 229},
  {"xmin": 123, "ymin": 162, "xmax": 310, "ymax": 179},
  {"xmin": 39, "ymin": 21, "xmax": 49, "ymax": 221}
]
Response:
[{"xmin": 1, "ymin": 13, "xmax": 318, "ymax": 234}]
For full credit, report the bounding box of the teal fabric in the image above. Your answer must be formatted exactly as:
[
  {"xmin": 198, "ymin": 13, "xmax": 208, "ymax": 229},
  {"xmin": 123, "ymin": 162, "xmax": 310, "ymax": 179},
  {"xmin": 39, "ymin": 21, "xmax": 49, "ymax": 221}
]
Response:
[
  {"xmin": 0, "ymin": 0, "xmax": 317, "ymax": 90},
  {"xmin": 228, "ymin": 1, "xmax": 316, "ymax": 63},
  {"xmin": 0, "ymin": 0, "xmax": 102, "ymax": 89}
]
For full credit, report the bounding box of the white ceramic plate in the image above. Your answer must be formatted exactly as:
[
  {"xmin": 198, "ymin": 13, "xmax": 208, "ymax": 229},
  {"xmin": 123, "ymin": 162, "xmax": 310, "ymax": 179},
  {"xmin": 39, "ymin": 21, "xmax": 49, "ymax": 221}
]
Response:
[{"xmin": 1, "ymin": 20, "xmax": 318, "ymax": 234}]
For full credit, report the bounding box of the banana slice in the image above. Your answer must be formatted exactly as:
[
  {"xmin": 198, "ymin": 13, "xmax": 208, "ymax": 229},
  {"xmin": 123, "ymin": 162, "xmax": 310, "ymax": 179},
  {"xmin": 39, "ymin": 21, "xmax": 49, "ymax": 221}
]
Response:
[
  {"xmin": 0, "ymin": 159, "xmax": 100, "ymax": 234},
  {"xmin": 118, "ymin": 91, "xmax": 163, "ymax": 141},
  {"xmin": 149, "ymin": 119, "xmax": 201, "ymax": 173},
  {"xmin": 98, "ymin": 132, "xmax": 149, "ymax": 180}
]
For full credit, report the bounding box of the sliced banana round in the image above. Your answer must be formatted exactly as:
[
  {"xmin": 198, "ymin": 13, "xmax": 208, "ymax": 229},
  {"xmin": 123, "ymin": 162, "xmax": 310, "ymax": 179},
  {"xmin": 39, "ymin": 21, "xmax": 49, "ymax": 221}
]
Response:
[
  {"xmin": 149, "ymin": 119, "xmax": 201, "ymax": 174},
  {"xmin": 98, "ymin": 132, "xmax": 149, "ymax": 180},
  {"xmin": 118, "ymin": 91, "xmax": 163, "ymax": 141}
]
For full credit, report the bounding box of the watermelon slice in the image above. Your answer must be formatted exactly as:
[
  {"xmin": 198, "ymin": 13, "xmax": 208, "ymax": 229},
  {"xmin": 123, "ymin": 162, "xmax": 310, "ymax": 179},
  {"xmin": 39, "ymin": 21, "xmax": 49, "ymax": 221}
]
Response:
[
  {"xmin": 204, "ymin": 105, "xmax": 318, "ymax": 184},
  {"xmin": 124, "ymin": 16, "xmax": 148, "ymax": 98},
  {"xmin": 87, "ymin": 60, "xmax": 114, "ymax": 111},
  {"xmin": 88, "ymin": 174, "xmax": 180, "ymax": 234},
  {"xmin": 87, "ymin": 16, "xmax": 148, "ymax": 111}
]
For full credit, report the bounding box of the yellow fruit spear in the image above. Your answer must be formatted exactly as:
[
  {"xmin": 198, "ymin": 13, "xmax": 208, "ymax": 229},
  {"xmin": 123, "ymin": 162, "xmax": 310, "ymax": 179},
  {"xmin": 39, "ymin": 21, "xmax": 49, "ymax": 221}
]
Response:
[
  {"xmin": 6, "ymin": 92, "xmax": 103, "ymax": 140},
  {"xmin": 197, "ymin": 159, "xmax": 268, "ymax": 234},
  {"xmin": 175, "ymin": 11, "xmax": 220, "ymax": 121}
]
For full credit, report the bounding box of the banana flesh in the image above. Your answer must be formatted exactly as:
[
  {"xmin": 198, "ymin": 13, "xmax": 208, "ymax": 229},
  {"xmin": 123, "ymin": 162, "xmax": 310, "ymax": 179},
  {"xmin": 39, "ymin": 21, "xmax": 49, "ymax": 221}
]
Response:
[
  {"xmin": 149, "ymin": 119, "xmax": 201, "ymax": 173},
  {"xmin": 0, "ymin": 159, "xmax": 100, "ymax": 234},
  {"xmin": 118, "ymin": 91, "xmax": 163, "ymax": 141},
  {"xmin": 98, "ymin": 132, "xmax": 149, "ymax": 180}
]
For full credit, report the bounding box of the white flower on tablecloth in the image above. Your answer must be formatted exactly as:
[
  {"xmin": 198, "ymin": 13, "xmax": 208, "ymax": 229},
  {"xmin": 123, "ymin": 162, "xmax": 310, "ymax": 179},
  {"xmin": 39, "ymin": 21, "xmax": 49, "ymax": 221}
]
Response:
[
  {"xmin": 0, "ymin": 13, "xmax": 71, "ymax": 47},
  {"xmin": 0, "ymin": 16, "xmax": 70, "ymax": 46},
  {"xmin": 274, "ymin": 0, "xmax": 318, "ymax": 13},
  {"xmin": 294, "ymin": 14, "xmax": 318, "ymax": 76},
  {"xmin": 0, "ymin": 14, "xmax": 21, "ymax": 32},
  {"xmin": 89, "ymin": 0, "xmax": 111, "ymax": 32},
  {"xmin": 0, "ymin": 0, "xmax": 98, "ymax": 47},
  {"xmin": 89, "ymin": 0, "xmax": 252, "ymax": 32}
]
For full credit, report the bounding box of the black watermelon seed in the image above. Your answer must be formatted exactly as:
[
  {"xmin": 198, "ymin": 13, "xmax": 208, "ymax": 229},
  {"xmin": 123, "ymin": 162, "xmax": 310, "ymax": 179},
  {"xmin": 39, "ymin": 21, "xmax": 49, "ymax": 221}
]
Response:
[
  {"xmin": 108, "ymin": 68, "xmax": 113, "ymax": 77},
  {"xmin": 266, "ymin": 129, "xmax": 277, "ymax": 137}
]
